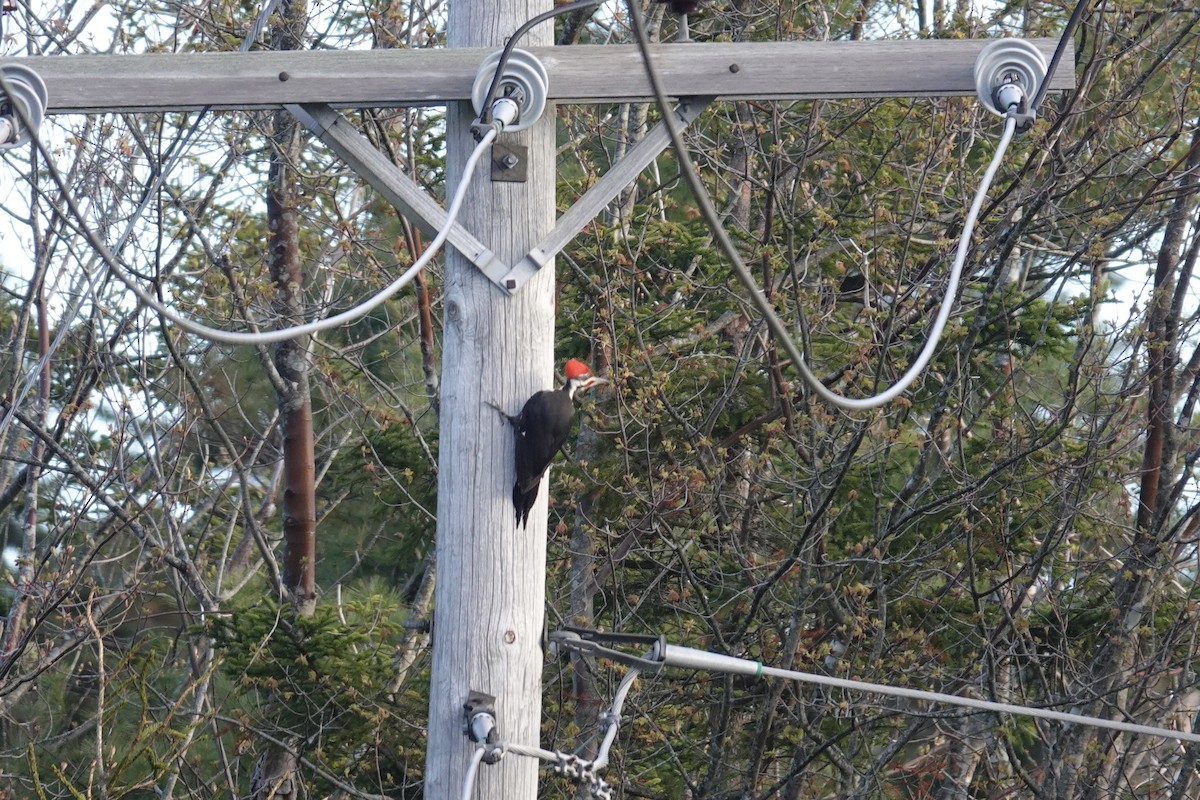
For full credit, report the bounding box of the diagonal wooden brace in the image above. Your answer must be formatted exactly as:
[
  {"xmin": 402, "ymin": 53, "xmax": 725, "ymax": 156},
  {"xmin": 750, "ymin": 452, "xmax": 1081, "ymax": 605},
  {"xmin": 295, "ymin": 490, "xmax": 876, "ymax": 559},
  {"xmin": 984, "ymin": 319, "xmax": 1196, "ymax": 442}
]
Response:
[
  {"xmin": 502, "ymin": 97, "xmax": 711, "ymax": 293},
  {"xmin": 287, "ymin": 102, "xmax": 508, "ymax": 284},
  {"xmin": 290, "ymin": 99, "xmax": 710, "ymax": 295}
]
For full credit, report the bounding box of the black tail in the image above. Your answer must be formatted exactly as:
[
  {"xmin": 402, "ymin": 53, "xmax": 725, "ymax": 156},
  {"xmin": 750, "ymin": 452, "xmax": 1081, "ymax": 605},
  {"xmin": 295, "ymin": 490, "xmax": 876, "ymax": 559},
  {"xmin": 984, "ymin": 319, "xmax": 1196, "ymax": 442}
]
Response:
[{"xmin": 513, "ymin": 481, "xmax": 537, "ymax": 529}]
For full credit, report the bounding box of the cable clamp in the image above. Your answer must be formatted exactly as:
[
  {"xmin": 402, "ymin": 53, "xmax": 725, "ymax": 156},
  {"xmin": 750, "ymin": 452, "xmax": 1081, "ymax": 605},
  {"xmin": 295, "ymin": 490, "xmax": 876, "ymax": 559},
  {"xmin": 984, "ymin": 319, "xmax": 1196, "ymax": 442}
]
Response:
[
  {"xmin": 482, "ymin": 743, "xmax": 506, "ymax": 764},
  {"xmin": 1006, "ymin": 107, "xmax": 1037, "ymax": 133},
  {"xmin": 548, "ymin": 627, "xmax": 666, "ymax": 672},
  {"xmin": 552, "ymin": 750, "xmax": 583, "ymax": 780},
  {"xmin": 550, "ymin": 751, "xmax": 612, "ymax": 799},
  {"xmin": 469, "ymin": 119, "xmax": 500, "ymax": 142},
  {"xmin": 463, "ymin": 691, "xmax": 503, "ymax": 763}
]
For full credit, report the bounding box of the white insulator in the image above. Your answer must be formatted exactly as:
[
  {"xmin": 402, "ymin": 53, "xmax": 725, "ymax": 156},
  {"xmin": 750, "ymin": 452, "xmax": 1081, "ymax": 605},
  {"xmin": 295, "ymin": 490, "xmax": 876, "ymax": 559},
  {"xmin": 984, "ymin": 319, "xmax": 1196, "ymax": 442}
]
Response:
[
  {"xmin": 470, "ymin": 48, "xmax": 549, "ymax": 132},
  {"xmin": 0, "ymin": 64, "xmax": 48, "ymax": 152},
  {"xmin": 974, "ymin": 39, "xmax": 1047, "ymax": 117}
]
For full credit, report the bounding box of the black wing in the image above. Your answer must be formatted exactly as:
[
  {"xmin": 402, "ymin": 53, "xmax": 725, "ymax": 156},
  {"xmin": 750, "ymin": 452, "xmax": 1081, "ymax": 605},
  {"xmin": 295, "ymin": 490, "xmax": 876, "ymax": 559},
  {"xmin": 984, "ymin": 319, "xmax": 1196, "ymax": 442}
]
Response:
[
  {"xmin": 511, "ymin": 389, "xmax": 575, "ymax": 527},
  {"xmin": 514, "ymin": 390, "xmax": 575, "ymax": 492}
]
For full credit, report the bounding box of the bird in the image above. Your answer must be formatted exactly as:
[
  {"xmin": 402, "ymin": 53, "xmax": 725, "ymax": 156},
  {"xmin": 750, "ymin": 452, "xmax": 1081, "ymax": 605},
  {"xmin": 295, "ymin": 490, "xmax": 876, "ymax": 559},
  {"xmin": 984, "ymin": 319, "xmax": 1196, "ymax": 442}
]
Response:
[
  {"xmin": 657, "ymin": 1, "xmax": 700, "ymax": 13},
  {"xmin": 492, "ymin": 359, "xmax": 607, "ymax": 529}
]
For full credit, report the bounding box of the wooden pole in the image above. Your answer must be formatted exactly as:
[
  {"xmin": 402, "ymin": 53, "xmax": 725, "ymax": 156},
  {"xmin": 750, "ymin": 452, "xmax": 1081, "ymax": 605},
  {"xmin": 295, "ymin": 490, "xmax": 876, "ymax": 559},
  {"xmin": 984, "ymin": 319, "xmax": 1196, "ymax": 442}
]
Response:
[{"xmin": 425, "ymin": 1, "xmax": 554, "ymax": 798}]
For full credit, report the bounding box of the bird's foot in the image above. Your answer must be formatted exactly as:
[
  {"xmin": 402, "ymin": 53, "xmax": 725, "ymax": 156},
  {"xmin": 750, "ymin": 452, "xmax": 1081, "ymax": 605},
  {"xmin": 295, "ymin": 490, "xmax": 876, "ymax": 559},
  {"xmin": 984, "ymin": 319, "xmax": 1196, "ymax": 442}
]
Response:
[{"xmin": 485, "ymin": 400, "xmax": 518, "ymax": 428}]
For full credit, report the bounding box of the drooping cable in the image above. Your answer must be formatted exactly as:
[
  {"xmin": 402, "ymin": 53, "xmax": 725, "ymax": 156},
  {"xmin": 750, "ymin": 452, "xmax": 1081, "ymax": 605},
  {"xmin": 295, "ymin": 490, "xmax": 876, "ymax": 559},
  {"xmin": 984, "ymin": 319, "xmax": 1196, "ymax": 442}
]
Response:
[
  {"xmin": 0, "ymin": 82, "xmax": 211, "ymax": 446},
  {"xmin": 626, "ymin": 0, "xmax": 1024, "ymax": 411},
  {"xmin": 1029, "ymin": 0, "xmax": 1088, "ymax": 115},
  {"xmin": 0, "ymin": 1, "xmax": 299, "ymax": 444},
  {"xmin": 104, "ymin": 126, "xmax": 497, "ymax": 346},
  {"xmin": 1, "ymin": 0, "xmax": 489, "ymax": 352},
  {"xmin": 3, "ymin": 91, "xmax": 496, "ymax": 346}
]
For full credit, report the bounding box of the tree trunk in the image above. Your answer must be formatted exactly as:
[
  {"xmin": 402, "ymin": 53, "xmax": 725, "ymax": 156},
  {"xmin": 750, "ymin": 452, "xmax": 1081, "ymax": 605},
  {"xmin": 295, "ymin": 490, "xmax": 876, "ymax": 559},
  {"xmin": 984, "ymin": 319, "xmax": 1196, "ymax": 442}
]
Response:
[
  {"xmin": 269, "ymin": 83, "xmax": 317, "ymax": 617},
  {"xmin": 251, "ymin": 1, "xmax": 314, "ymax": 797}
]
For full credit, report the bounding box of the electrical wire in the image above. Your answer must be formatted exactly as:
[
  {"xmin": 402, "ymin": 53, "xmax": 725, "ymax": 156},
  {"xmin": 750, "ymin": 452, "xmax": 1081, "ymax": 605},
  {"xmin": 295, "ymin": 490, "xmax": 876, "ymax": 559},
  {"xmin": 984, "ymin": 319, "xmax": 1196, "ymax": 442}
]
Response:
[
  {"xmin": 476, "ymin": 0, "xmax": 606, "ymax": 128},
  {"xmin": 591, "ymin": 661, "xmax": 641, "ymax": 771},
  {"xmin": 627, "ymin": 0, "xmax": 1024, "ymax": 411},
  {"xmin": 755, "ymin": 660, "xmax": 1200, "ymax": 745},
  {"xmin": 457, "ymin": 650, "xmax": 651, "ymax": 798},
  {"xmin": 457, "ymin": 664, "xmax": 641, "ymax": 799},
  {"xmin": 241, "ymin": 0, "xmax": 283, "ymax": 52},
  {"xmin": 2, "ymin": 92, "xmax": 496, "ymax": 346},
  {"xmin": 460, "ymin": 740, "xmax": 614, "ymax": 800},
  {"xmin": 552, "ymin": 633, "xmax": 1200, "ymax": 749},
  {"xmin": 2, "ymin": 0, "xmax": 492, "ymax": 353},
  {"xmin": 0, "ymin": 1, "xmax": 294, "ymax": 444},
  {"xmin": 0, "ymin": 76, "xmax": 211, "ymax": 447},
  {"xmin": 656, "ymin": 640, "xmax": 1200, "ymax": 745},
  {"xmin": 459, "ymin": 746, "xmax": 487, "ymax": 800},
  {"xmin": 458, "ymin": 741, "xmax": 564, "ymax": 800},
  {"xmin": 429, "ymin": 623, "xmax": 1200, "ymax": 800},
  {"xmin": 102, "ymin": 126, "xmax": 497, "ymax": 346},
  {"xmin": 1029, "ymin": 0, "xmax": 1088, "ymax": 115}
]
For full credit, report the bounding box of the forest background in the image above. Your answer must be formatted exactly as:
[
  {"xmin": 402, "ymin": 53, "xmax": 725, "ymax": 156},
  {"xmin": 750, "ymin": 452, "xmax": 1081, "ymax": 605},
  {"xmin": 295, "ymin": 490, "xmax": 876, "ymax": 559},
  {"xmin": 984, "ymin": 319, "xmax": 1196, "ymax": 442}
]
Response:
[{"xmin": 1, "ymin": 0, "xmax": 1199, "ymax": 798}]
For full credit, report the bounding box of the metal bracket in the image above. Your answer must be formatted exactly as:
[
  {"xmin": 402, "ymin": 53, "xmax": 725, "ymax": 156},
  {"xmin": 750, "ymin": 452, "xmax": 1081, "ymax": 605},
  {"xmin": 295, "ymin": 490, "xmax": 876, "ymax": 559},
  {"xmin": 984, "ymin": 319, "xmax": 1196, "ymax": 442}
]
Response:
[
  {"xmin": 502, "ymin": 97, "xmax": 712, "ymax": 293},
  {"xmin": 549, "ymin": 627, "xmax": 666, "ymax": 672},
  {"xmin": 491, "ymin": 141, "xmax": 528, "ymax": 183},
  {"xmin": 463, "ymin": 690, "xmax": 501, "ymax": 763}
]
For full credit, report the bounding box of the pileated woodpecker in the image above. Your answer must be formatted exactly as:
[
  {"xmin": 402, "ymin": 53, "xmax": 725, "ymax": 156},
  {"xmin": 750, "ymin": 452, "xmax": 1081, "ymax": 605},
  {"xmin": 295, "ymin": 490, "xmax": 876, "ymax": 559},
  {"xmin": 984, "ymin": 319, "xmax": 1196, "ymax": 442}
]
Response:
[{"xmin": 496, "ymin": 359, "xmax": 607, "ymax": 529}]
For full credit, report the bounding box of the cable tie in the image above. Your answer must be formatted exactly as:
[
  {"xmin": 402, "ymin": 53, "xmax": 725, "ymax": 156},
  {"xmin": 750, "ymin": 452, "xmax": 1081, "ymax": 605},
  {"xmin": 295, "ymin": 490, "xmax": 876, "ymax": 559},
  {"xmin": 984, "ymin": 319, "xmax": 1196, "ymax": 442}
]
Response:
[
  {"xmin": 590, "ymin": 777, "xmax": 613, "ymax": 800},
  {"xmin": 1003, "ymin": 101, "xmax": 1037, "ymax": 133}
]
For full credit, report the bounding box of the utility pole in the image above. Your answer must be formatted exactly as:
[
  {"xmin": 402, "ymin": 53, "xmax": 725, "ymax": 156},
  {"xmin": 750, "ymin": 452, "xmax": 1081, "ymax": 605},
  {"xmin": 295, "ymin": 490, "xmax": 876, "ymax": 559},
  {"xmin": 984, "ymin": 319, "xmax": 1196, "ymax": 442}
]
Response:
[
  {"xmin": 426, "ymin": 1, "xmax": 554, "ymax": 798},
  {"xmin": 4, "ymin": 20, "xmax": 1073, "ymax": 800}
]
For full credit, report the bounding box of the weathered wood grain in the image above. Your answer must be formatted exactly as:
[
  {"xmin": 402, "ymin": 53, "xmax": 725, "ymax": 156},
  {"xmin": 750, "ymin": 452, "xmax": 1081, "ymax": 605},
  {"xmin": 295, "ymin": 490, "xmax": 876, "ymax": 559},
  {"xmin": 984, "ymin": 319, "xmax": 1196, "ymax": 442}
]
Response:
[{"xmin": 6, "ymin": 39, "xmax": 1073, "ymax": 114}]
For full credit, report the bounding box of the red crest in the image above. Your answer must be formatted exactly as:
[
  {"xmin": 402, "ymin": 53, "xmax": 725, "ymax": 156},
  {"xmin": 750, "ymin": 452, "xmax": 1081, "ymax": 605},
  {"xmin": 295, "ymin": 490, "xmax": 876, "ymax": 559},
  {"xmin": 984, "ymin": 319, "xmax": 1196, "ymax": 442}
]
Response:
[{"xmin": 564, "ymin": 359, "xmax": 591, "ymax": 380}]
